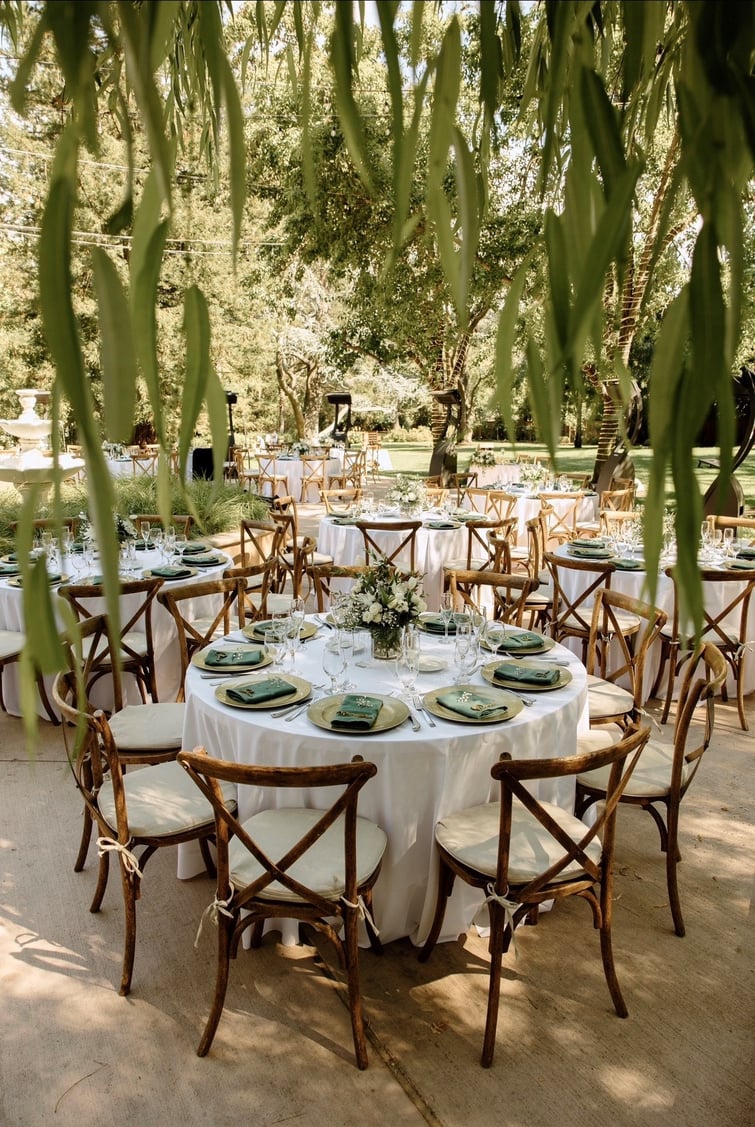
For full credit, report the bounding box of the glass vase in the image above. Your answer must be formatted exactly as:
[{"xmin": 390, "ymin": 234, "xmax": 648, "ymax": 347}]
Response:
[{"xmin": 370, "ymin": 625, "xmax": 402, "ymax": 661}]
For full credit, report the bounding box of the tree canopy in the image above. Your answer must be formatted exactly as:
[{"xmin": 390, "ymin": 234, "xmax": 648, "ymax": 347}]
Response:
[{"xmin": 0, "ymin": 0, "xmax": 752, "ymax": 724}]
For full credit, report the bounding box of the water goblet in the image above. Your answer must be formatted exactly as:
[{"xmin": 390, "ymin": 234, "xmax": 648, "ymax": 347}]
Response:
[
  {"xmin": 139, "ymin": 520, "xmax": 152, "ymax": 549},
  {"xmin": 164, "ymin": 527, "xmax": 176, "ymax": 561},
  {"xmin": 151, "ymin": 527, "xmax": 164, "ymax": 559},
  {"xmin": 322, "ymin": 632, "xmax": 347, "ymax": 693},
  {"xmin": 439, "ymin": 591, "xmax": 454, "ymax": 644},
  {"xmin": 265, "ymin": 613, "xmax": 288, "ymax": 671}
]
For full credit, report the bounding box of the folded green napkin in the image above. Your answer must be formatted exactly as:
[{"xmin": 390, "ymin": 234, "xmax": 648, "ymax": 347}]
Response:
[
  {"xmin": 613, "ymin": 558, "xmax": 643, "ymax": 570},
  {"xmin": 133, "ymin": 540, "xmax": 149, "ymax": 550},
  {"xmin": 189, "ymin": 554, "xmax": 223, "ymax": 567},
  {"xmin": 572, "ymin": 538, "xmax": 606, "ymax": 549},
  {"xmin": 15, "ymin": 572, "xmax": 62, "ymax": 585},
  {"xmin": 727, "ymin": 557, "xmax": 755, "ymax": 570},
  {"xmin": 0, "ymin": 563, "xmax": 20, "ymax": 575},
  {"xmin": 569, "ymin": 546, "xmax": 614, "ymax": 558},
  {"xmin": 436, "ymin": 689, "xmax": 508, "ymax": 719},
  {"xmin": 421, "ymin": 613, "xmax": 468, "ymax": 634},
  {"xmin": 425, "ymin": 520, "xmax": 460, "ymax": 530},
  {"xmin": 490, "ymin": 631, "xmax": 544, "ymax": 651},
  {"xmin": 736, "ymin": 546, "xmax": 755, "ymax": 559},
  {"xmin": 182, "ymin": 542, "xmax": 209, "ymax": 555},
  {"xmin": 252, "ymin": 619, "xmax": 278, "ymax": 634},
  {"xmin": 225, "ymin": 677, "xmax": 296, "ymax": 704},
  {"xmin": 330, "ymin": 693, "xmax": 383, "ymax": 730},
  {"xmin": 205, "ymin": 646, "xmax": 264, "ymax": 667},
  {"xmin": 330, "ymin": 516, "xmax": 358, "ymax": 525},
  {"xmin": 68, "ymin": 543, "xmax": 86, "ymax": 554},
  {"xmin": 493, "ymin": 661, "xmax": 559, "ymax": 686},
  {"xmin": 150, "ymin": 565, "xmax": 193, "ymax": 579}
]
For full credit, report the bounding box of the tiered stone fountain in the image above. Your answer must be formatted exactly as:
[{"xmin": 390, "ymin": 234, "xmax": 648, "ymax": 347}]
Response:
[{"xmin": 0, "ymin": 388, "xmax": 83, "ymax": 502}]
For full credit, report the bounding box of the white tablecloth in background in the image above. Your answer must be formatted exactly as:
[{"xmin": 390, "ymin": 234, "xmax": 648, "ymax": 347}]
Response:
[
  {"xmin": 473, "ymin": 464, "xmax": 521, "ymax": 487},
  {"xmin": 257, "ymin": 456, "xmax": 341, "ymax": 500},
  {"xmin": 179, "ymin": 622, "xmax": 588, "ymax": 946},
  {"xmin": 0, "ymin": 548, "xmax": 230, "ymax": 716},
  {"xmin": 317, "ymin": 515, "xmax": 472, "ymax": 611},
  {"xmin": 466, "ymin": 489, "xmax": 599, "ymax": 546}
]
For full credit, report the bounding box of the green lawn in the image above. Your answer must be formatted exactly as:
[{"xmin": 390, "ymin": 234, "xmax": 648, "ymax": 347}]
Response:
[{"xmin": 380, "ymin": 442, "xmax": 755, "ymax": 511}]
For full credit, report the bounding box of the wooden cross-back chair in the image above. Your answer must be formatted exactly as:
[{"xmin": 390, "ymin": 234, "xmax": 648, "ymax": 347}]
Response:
[
  {"xmin": 356, "ymin": 518, "xmax": 421, "ymax": 572},
  {"xmin": 157, "ymin": 576, "xmax": 245, "ymax": 700},
  {"xmin": 269, "ymin": 501, "xmax": 332, "ymax": 599},
  {"xmin": 446, "ymin": 570, "xmax": 535, "ymax": 625},
  {"xmin": 256, "ymin": 456, "xmax": 289, "ymax": 498},
  {"xmin": 54, "ymin": 657, "xmax": 229, "ymax": 997},
  {"xmin": 176, "ymin": 748, "xmax": 387, "ymax": 1069},
  {"xmin": 330, "ymin": 449, "xmax": 366, "ymax": 490},
  {"xmin": 298, "ymin": 455, "xmax": 328, "ymax": 502},
  {"xmin": 585, "ymin": 588, "xmax": 667, "ymax": 729},
  {"xmin": 543, "ymin": 553, "xmax": 639, "ymax": 663},
  {"xmin": 419, "ymin": 723, "xmax": 651, "ymax": 1067},
  {"xmin": 650, "ymin": 566, "xmax": 755, "ymax": 730},
  {"xmin": 577, "ymin": 644, "xmax": 726, "ymax": 937},
  {"xmin": 309, "ymin": 563, "xmax": 370, "ymax": 612},
  {"xmin": 463, "ymin": 488, "xmax": 517, "ymax": 521},
  {"xmin": 451, "ymin": 471, "xmax": 478, "ymax": 504},
  {"xmin": 443, "ymin": 517, "xmax": 510, "ymax": 577},
  {"xmin": 57, "ymin": 576, "xmax": 164, "ymax": 703},
  {"xmin": 223, "ymin": 559, "xmax": 279, "ymax": 623},
  {"xmin": 131, "ymin": 513, "xmax": 193, "ymax": 539},
  {"xmin": 237, "ymin": 518, "xmax": 284, "ymax": 568},
  {"xmin": 537, "ymin": 492, "xmax": 586, "ymax": 547},
  {"xmin": 319, "ymin": 487, "xmax": 363, "ymax": 515}
]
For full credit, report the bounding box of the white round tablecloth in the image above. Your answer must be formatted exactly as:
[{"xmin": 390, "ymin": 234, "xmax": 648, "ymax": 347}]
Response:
[
  {"xmin": 257, "ymin": 456, "xmax": 342, "ymax": 500},
  {"xmin": 179, "ymin": 621, "xmax": 588, "ymax": 946},
  {"xmin": 0, "ymin": 546, "xmax": 230, "ymax": 716}
]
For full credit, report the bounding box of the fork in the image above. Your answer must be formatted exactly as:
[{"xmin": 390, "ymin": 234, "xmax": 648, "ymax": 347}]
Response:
[{"xmin": 413, "ymin": 693, "xmax": 436, "ymax": 727}]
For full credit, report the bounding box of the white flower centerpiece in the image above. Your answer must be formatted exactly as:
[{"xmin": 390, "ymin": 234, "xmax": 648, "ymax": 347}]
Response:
[
  {"xmin": 289, "ymin": 440, "xmax": 310, "ymax": 457},
  {"xmin": 471, "ymin": 448, "xmax": 497, "ymax": 468},
  {"xmin": 340, "ymin": 558, "xmax": 427, "ymax": 659},
  {"xmin": 519, "ymin": 461, "xmax": 547, "ymax": 488},
  {"xmin": 78, "ymin": 511, "xmax": 138, "ymax": 546},
  {"xmin": 385, "ymin": 474, "xmax": 428, "ymax": 516}
]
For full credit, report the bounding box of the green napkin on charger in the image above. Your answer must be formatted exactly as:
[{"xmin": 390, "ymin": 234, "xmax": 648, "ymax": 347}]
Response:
[
  {"xmin": 149, "ymin": 565, "xmax": 193, "ymax": 579},
  {"xmin": 330, "ymin": 693, "xmax": 383, "ymax": 730},
  {"xmin": 188, "ymin": 553, "xmax": 223, "ymax": 567},
  {"xmin": 568, "ymin": 545, "xmax": 614, "ymax": 558},
  {"xmin": 736, "ymin": 546, "xmax": 755, "ymax": 559},
  {"xmin": 181, "ymin": 542, "xmax": 209, "ymax": 555},
  {"xmin": 421, "ymin": 613, "xmax": 469, "ymax": 635},
  {"xmin": 493, "ymin": 661, "xmax": 559, "ymax": 686},
  {"xmin": 225, "ymin": 677, "xmax": 295, "ymax": 704},
  {"xmin": 0, "ymin": 563, "xmax": 20, "ymax": 575},
  {"xmin": 436, "ymin": 689, "xmax": 508, "ymax": 719},
  {"xmin": 571, "ymin": 538, "xmax": 606, "ymax": 549},
  {"xmin": 727, "ymin": 557, "xmax": 755, "ymax": 570},
  {"xmin": 488, "ymin": 630, "xmax": 544, "ymax": 651},
  {"xmin": 612, "ymin": 558, "xmax": 643, "ymax": 570},
  {"xmin": 330, "ymin": 516, "xmax": 358, "ymax": 525},
  {"xmin": 424, "ymin": 520, "xmax": 460, "ymax": 530},
  {"xmin": 205, "ymin": 646, "xmax": 264, "ymax": 667}
]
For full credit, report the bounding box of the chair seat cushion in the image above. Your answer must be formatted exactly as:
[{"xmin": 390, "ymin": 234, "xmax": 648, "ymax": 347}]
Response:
[
  {"xmin": 85, "ymin": 631, "xmax": 149, "ymax": 661},
  {"xmin": 578, "ymin": 737, "xmax": 686, "ymax": 797},
  {"xmin": 576, "ymin": 724, "xmax": 624, "ymax": 755},
  {"xmin": 229, "ymin": 808, "xmax": 387, "ymax": 901},
  {"xmin": 108, "ymin": 702, "xmax": 186, "ymax": 751},
  {"xmin": 0, "ymin": 629, "xmax": 25, "ymax": 660},
  {"xmin": 98, "ymin": 760, "xmax": 235, "ymax": 838},
  {"xmin": 587, "ymin": 674, "xmax": 635, "ymax": 719},
  {"xmin": 436, "ymin": 799, "xmax": 602, "ymax": 885}
]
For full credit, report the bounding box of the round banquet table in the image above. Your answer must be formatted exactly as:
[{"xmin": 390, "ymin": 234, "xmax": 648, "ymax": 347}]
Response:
[
  {"xmin": 550, "ymin": 544, "xmax": 755, "ymax": 698},
  {"xmin": 317, "ymin": 514, "xmax": 472, "ymax": 611},
  {"xmin": 257, "ymin": 455, "xmax": 342, "ymax": 500},
  {"xmin": 0, "ymin": 546, "xmax": 231, "ymax": 716},
  {"xmin": 465, "ymin": 487, "xmax": 599, "ymax": 546},
  {"xmin": 179, "ymin": 620, "xmax": 589, "ymax": 947},
  {"xmin": 473, "ymin": 464, "xmax": 521, "ymax": 487}
]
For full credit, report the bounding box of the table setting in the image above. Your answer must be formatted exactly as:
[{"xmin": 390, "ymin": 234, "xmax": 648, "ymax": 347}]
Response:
[{"xmin": 178, "ymin": 608, "xmax": 589, "ymax": 946}]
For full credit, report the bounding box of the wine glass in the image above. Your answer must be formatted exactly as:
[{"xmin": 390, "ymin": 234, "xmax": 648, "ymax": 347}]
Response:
[
  {"xmin": 265, "ymin": 613, "xmax": 288, "ymax": 671},
  {"xmin": 164, "ymin": 527, "xmax": 176, "ymax": 561},
  {"xmin": 151, "ymin": 527, "xmax": 164, "ymax": 559},
  {"xmin": 439, "ymin": 591, "xmax": 454, "ymax": 644},
  {"xmin": 394, "ymin": 626, "xmax": 420, "ymax": 698},
  {"xmin": 452, "ymin": 622, "xmax": 476, "ymax": 683},
  {"xmin": 322, "ymin": 632, "xmax": 347, "ymax": 693},
  {"xmin": 139, "ymin": 520, "xmax": 151, "ymax": 549}
]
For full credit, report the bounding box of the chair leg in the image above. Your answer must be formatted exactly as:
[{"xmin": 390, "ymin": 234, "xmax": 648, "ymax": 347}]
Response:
[
  {"xmin": 89, "ymin": 850, "xmax": 110, "ymax": 913},
  {"xmin": 735, "ymin": 660, "xmax": 748, "ymax": 731},
  {"xmin": 418, "ymin": 855, "xmax": 456, "ymax": 963},
  {"xmin": 599, "ymin": 919, "xmax": 628, "ymax": 1018},
  {"xmin": 197, "ymin": 913, "xmax": 235, "ymax": 1056},
  {"xmin": 74, "ymin": 807, "xmax": 94, "ymax": 872},
  {"xmin": 343, "ymin": 909, "xmax": 369, "ymax": 1069},
  {"xmin": 665, "ymin": 806, "xmax": 685, "ymax": 937},
  {"xmin": 481, "ymin": 899, "xmax": 508, "ymax": 1068},
  {"xmin": 119, "ymin": 871, "xmax": 139, "ymax": 996}
]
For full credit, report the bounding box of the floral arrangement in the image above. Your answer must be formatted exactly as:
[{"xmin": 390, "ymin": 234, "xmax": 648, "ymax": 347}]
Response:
[
  {"xmin": 385, "ymin": 474, "xmax": 428, "ymax": 512},
  {"xmin": 519, "ymin": 461, "xmax": 547, "ymax": 486},
  {"xmin": 289, "ymin": 440, "xmax": 310, "ymax": 456},
  {"xmin": 78, "ymin": 511, "xmax": 138, "ymax": 544},
  {"xmin": 339, "ymin": 558, "xmax": 426, "ymax": 633},
  {"xmin": 471, "ymin": 448, "xmax": 497, "ymax": 468}
]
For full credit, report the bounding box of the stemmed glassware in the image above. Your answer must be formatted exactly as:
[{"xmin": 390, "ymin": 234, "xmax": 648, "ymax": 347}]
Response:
[
  {"xmin": 322, "ymin": 630, "xmax": 347, "ymax": 693},
  {"xmin": 394, "ymin": 625, "xmax": 421, "ymax": 698},
  {"xmin": 439, "ymin": 591, "xmax": 454, "ymax": 644},
  {"xmin": 453, "ymin": 621, "xmax": 478, "ymax": 683},
  {"xmin": 139, "ymin": 520, "xmax": 152, "ymax": 550},
  {"xmin": 265, "ymin": 611, "xmax": 289, "ymax": 672},
  {"xmin": 151, "ymin": 527, "xmax": 164, "ymax": 560}
]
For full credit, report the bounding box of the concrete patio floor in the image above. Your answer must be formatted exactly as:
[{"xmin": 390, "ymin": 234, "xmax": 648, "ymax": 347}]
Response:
[{"xmin": 2, "ymin": 688, "xmax": 753, "ymax": 1127}]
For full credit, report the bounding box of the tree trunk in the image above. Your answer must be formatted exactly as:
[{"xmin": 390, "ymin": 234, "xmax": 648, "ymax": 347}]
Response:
[{"xmin": 275, "ymin": 351, "xmax": 306, "ymax": 437}]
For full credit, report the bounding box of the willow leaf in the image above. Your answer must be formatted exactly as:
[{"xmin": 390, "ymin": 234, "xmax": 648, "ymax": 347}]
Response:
[
  {"xmin": 300, "ymin": 28, "xmax": 317, "ymax": 210},
  {"xmin": 206, "ymin": 365, "xmax": 230, "ymax": 489},
  {"xmin": 429, "ymin": 187, "xmax": 464, "ymax": 326},
  {"xmin": 8, "ymin": 12, "xmax": 47, "ymax": 113},
  {"xmin": 390, "ymin": 69, "xmax": 429, "ymax": 267},
  {"xmin": 544, "ymin": 209, "xmax": 569, "ymax": 353},
  {"xmin": 218, "ymin": 51, "xmax": 246, "ymax": 260},
  {"xmin": 580, "ymin": 68, "xmax": 625, "ymax": 198},
  {"xmin": 91, "ymin": 248, "xmax": 137, "ymax": 444},
  {"xmin": 428, "ymin": 17, "xmax": 461, "ymax": 192},
  {"xmin": 452, "ymin": 125, "xmax": 479, "ymax": 323},
  {"xmin": 118, "ymin": 1, "xmax": 173, "ymax": 207},
  {"xmin": 179, "ymin": 286, "xmax": 212, "ymax": 472},
  {"xmin": 131, "ymin": 218, "xmax": 168, "ymax": 448},
  {"xmin": 646, "ymin": 291, "xmax": 689, "ymax": 452},
  {"xmin": 409, "ymin": 0, "xmax": 424, "ymax": 70},
  {"xmin": 330, "ymin": 3, "xmax": 374, "ymax": 191},
  {"xmin": 479, "ymin": 0, "xmax": 500, "ymax": 117},
  {"xmin": 538, "ymin": 0, "xmax": 571, "ymax": 193},
  {"xmin": 494, "ymin": 255, "xmax": 530, "ymax": 444}
]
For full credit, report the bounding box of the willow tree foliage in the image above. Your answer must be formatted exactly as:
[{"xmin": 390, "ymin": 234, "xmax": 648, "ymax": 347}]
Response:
[{"xmin": 0, "ymin": 0, "xmax": 751, "ymax": 725}]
